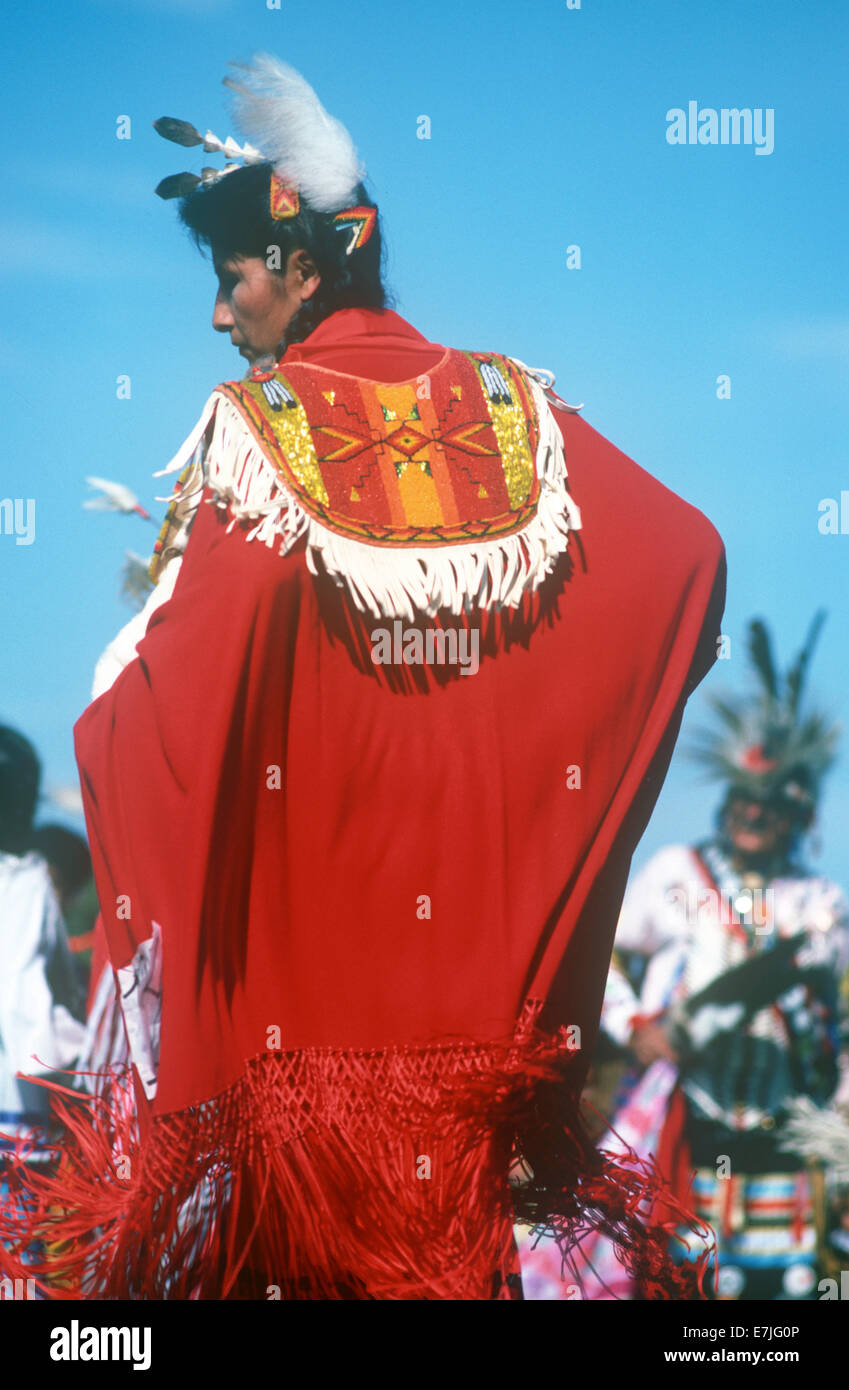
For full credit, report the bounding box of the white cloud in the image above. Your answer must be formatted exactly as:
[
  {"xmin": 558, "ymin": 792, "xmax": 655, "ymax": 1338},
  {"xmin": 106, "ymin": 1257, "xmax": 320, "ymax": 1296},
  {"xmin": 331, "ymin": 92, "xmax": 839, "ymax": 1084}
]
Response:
[
  {"xmin": 46, "ymin": 784, "xmax": 85, "ymax": 815},
  {"xmin": 0, "ymin": 222, "xmax": 94, "ymax": 277},
  {"xmin": 770, "ymin": 320, "xmax": 849, "ymax": 364},
  {"xmin": 0, "ymin": 219, "xmax": 142, "ymax": 281}
]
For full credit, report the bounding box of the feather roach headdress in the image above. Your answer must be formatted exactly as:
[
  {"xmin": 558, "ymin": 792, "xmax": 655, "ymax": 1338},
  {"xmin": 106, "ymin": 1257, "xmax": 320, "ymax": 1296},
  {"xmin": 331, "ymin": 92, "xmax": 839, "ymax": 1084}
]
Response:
[
  {"xmin": 153, "ymin": 56, "xmax": 374, "ymax": 249},
  {"xmin": 688, "ymin": 611, "xmax": 840, "ymax": 810}
]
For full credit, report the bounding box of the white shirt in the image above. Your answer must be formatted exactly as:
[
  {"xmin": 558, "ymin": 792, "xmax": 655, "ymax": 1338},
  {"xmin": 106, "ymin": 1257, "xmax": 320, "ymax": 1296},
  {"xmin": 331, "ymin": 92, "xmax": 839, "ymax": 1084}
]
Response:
[
  {"xmin": 0, "ymin": 851, "xmax": 87, "ymax": 1140},
  {"xmin": 601, "ymin": 843, "xmax": 849, "ymax": 1047}
]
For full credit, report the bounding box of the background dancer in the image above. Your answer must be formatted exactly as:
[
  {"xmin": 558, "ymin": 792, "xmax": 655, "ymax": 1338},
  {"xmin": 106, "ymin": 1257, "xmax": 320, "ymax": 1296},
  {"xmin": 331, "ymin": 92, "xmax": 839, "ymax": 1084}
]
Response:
[{"xmin": 543, "ymin": 616, "xmax": 849, "ymax": 1301}]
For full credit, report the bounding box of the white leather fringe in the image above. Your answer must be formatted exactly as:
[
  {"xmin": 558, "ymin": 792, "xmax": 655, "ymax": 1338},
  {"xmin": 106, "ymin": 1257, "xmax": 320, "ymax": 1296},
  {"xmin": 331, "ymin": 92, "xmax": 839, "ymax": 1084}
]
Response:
[{"xmin": 155, "ymin": 363, "xmax": 582, "ymax": 623}]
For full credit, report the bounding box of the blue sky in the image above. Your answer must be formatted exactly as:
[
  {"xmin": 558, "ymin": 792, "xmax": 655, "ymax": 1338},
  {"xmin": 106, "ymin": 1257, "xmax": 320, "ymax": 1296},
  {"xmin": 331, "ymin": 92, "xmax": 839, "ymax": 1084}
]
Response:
[{"xmin": 1, "ymin": 0, "xmax": 848, "ymax": 885}]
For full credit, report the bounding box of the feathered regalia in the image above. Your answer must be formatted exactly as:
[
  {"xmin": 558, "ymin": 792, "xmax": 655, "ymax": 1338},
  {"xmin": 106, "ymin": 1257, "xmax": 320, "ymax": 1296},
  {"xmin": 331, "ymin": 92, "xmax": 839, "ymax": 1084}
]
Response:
[
  {"xmin": 153, "ymin": 55, "xmax": 374, "ymax": 250},
  {"xmin": 688, "ymin": 611, "xmax": 840, "ymax": 816}
]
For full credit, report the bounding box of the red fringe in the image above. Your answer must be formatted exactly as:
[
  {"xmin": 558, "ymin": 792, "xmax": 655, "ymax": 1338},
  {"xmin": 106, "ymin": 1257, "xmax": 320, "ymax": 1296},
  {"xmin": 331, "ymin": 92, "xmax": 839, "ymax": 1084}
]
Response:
[{"xmin": 0, "ymin": 1010, "xmax": 712, "ymax": 1300}]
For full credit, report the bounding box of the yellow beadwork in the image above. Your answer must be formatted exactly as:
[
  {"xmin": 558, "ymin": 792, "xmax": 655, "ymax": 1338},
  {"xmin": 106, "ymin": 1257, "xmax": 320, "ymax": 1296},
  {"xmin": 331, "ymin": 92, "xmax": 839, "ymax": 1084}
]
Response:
[
  {"xmin": 469, "ymin": 359, "xmax": 534, "ymax": 508},
  {"xmin": 244, "ymin": 382, "xmax": 329, "ymax": 505}
]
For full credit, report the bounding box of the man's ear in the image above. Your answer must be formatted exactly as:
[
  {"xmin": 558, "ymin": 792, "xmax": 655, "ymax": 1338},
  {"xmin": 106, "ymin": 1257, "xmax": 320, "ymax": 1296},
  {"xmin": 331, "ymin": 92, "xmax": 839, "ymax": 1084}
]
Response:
[{"xmin": 289, "ymin": 248, "xmax": 320, "ymax": 300}]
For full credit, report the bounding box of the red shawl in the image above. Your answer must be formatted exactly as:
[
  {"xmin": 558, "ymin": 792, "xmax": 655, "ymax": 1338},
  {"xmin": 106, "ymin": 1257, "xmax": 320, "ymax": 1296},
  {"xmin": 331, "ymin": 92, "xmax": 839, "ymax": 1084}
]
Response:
[{"xmin": 2, "ymin": 310, "xmax": 725, "ymax": 1299}]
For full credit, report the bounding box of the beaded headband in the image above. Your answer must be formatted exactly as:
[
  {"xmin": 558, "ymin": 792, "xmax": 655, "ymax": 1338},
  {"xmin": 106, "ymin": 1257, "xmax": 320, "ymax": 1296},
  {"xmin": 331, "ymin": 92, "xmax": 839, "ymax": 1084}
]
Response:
[{"xmin": 265, "ymin": 172, "xmax": 376, "ymax": 254}]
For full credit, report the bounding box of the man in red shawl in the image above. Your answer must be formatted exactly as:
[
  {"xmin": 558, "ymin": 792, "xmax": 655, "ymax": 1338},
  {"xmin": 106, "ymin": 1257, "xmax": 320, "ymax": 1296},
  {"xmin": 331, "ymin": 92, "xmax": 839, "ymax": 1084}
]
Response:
[{"xmin": 0, "ymin": 56, "xmax": 725, "ymax": 1300}]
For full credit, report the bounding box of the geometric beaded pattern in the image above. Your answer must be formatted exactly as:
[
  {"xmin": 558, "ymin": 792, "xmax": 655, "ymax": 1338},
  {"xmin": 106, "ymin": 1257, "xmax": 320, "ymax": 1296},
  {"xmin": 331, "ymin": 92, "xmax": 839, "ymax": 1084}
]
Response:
[{"xmin": 217, "ymin": 350, "xmax": 541, "ymax": 548}]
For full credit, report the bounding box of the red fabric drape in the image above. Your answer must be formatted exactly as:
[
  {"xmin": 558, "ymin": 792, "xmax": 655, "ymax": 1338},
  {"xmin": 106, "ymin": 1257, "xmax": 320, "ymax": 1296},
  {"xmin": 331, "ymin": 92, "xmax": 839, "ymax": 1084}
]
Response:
[
  {"xmin": 2, "ymin": 310, "xmax": 725, "ymax": 1299},
  {"xmin": 76, "ymin": 309, "xmax": 725, "ymax": 1111}
]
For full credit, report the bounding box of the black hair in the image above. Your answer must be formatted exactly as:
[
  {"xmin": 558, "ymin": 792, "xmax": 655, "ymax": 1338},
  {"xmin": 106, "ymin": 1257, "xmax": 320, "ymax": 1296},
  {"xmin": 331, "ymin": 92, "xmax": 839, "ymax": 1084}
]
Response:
[
  {"xmin": 29, "ymin": 823, "xmax": 92, "ymax": 902},
  {"xmin": 714, "ymin": 778, "xmax": 814, "ymax": 868},
  {"xmin": 178, "ymin": 162, "xmax": 391, "ymax": 346},
  {"xmin": 717, "ymin": 772, "xmax": 816, "ymax": 826},
  {"xmin": 0, "ymin": 725, "xmax": 41, "ymax": 854}
]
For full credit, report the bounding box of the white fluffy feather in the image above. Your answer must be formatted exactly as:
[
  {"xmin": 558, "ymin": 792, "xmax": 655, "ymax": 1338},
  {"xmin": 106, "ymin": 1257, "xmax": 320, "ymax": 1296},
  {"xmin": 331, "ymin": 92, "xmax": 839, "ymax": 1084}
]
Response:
[
  {"xmin": 779, "ymin": 1097, "xmax": 849, "ymax": 1178},
  {"xmin": 225, "ymin": 54, "xmax": 364, "ymax": 212}
]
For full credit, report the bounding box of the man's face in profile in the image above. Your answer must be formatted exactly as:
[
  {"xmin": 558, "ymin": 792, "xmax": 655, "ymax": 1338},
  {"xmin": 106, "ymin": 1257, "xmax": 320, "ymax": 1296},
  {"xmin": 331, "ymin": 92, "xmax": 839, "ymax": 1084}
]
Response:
[{"xmin": 211, "ymin": 250, "xmax": 319, "ymax": 364}]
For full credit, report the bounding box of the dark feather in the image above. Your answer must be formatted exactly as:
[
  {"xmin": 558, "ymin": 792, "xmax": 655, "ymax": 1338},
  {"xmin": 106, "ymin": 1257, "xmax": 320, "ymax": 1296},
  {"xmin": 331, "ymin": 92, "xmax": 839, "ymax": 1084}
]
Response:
[
  {"xmin": 794, "ymin": 713, "xmax": 840, "ymax": 770},
  {"xmin": 747, "ymin": 619, "xmax": 779, "ymax": 700},
  {"xmin": 786, "ymin": 609, "xmax": 827, "ymax": 716},
  {"xmin": 153, "ymin": 117, "xmax": 204, "ymax": 147},
  {"xmin": 155, "ymin": 173, "xmax": 201, "ymax": 201},
  {"xmin": 704, "ymin": 693, "xmax": 747, "ymax": 734}
]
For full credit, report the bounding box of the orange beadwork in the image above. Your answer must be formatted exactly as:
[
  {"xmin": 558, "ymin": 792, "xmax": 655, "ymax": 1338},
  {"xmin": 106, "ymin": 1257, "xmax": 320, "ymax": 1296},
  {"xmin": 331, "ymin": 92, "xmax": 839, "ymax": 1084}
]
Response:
[
  {"xmin": 333, "ymin": 205, "xmax": 377, "ymax": 254},
  {"xmin": 218, "ymin": 351, "xmax": 542, "ymax": 548},
  {"xmin": 269, "ymin": 172, "xmax": 300, "ymax": 221}
]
